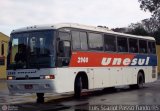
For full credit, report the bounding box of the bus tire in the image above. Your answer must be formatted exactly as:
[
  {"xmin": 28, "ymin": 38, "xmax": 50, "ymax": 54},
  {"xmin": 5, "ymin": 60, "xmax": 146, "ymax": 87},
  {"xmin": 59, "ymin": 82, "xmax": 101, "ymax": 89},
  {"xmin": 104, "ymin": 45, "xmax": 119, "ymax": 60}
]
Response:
[
  {"xmin": 36, "ymin": 93, "xmax": 44, "ymax": 103},
  {"xmin": 137, "ymin": 72, "xmax": 144, "ymax": 88},
  {"xmin": 74, "ymin": 76, "xmax": 82, "ymax": 98},
  {"xmin": 130, "ymin": 72, "xmax": 144, "ymax": 89}
]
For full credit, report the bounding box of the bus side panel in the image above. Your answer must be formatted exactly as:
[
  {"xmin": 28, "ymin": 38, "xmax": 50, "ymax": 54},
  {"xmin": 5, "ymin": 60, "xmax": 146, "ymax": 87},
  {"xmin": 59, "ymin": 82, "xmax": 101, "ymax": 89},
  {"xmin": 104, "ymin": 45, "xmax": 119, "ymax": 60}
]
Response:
[
  {"xmin": 108, "ymin": 67, "xmax": 123, "ymax": 87},
  {"xmin": 55, "ymin": 68, "xmax": 76, "ymax": 93},
  {"xmin": 145, "ymin": 66, "xmax": 157, "ymax": 83},
  {"xmin": 93, "ymin": 68, "xmax": 110, "ymax": 88},
  {"xmin": 122, "ymin": 67, "xmax": 135, "ymax": 85},
  {"xmin": 55, "ymin": 67, "xmax": 94, "ymax": 93},
  {"xmin": 93, "ymin": 66, "xmax": 157, "ymax": 88}
]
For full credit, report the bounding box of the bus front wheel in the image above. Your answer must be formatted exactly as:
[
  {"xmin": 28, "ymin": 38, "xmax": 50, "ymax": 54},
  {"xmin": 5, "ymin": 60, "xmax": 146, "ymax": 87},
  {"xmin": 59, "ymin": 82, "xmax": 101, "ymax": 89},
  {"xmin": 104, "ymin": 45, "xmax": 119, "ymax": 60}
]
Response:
[{"xmin": 74, "ymin": 76, "xmax": 82, "ymax": 98}]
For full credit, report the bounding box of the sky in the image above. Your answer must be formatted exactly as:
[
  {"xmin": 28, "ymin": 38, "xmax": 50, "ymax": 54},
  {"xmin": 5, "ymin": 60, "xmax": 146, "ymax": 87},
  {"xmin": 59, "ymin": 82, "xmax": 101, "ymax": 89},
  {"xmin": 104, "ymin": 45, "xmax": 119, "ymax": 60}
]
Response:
[{"xmin": 0, "ymin": 0, "xmax": 151, "ymax": 36}]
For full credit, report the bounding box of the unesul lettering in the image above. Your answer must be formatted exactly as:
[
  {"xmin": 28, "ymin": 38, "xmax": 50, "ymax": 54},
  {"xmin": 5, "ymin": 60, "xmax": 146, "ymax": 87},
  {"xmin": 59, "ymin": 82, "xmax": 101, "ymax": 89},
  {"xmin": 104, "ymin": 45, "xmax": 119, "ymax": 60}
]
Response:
[{"xmin": 101, "ymin": 57, "xmax": 150, "ymax": 66}]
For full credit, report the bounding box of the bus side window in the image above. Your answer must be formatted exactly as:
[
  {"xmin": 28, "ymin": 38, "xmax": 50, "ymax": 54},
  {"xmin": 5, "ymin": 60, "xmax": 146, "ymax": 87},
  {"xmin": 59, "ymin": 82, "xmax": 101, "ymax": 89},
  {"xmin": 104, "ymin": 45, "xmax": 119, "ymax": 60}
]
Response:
[
  {"xmin": 71, "ymin": 31, "xmax": 88, "ymax": 50},
  {"xmin": 148, "ymin": 41, "xmax": 156, "ymax": 54},
  {"xmin": 72, "ymin": 31, "xmax": 81, "ymax": 50},
  {"xmin": 117, "ymin": 37, "xmax": 128, "ymax": 52},
  {"xmin": 129, "ymin": 38, "xmax": 138, "ymax": 53},
  {"xmin": 139, "ymin": 40, "xmax": 147, "ymax": 54},
  {"xmin": 79, "ymin": 32, "xmax": 88, "ymax": 50},
  {"xmin": 104, "ymin": 34, "xmax": 116, "ymax": 52},
  {"xmin": 88, "ymin": 33, "xmax": 103, "ymax": 51}
]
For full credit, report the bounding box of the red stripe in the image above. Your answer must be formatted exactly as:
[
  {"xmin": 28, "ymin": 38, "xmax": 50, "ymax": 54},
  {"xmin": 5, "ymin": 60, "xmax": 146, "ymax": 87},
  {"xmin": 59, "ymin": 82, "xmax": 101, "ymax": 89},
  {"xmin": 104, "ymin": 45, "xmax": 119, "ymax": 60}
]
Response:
[{"xmin": 69, "ymin": 51, "xmax": 135, "ymax": 67}]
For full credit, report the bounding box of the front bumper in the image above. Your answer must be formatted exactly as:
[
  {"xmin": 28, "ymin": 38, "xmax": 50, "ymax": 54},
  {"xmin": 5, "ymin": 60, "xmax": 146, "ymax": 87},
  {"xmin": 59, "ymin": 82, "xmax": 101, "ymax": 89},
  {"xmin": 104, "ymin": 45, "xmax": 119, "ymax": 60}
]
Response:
[{"xmin": 7, "ymin": 79, "xmax": 56, "ymax": 94}]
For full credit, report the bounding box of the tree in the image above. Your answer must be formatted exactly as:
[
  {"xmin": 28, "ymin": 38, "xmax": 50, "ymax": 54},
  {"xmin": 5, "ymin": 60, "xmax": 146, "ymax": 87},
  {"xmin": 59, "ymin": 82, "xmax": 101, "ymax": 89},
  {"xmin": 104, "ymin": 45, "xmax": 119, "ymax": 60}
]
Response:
[
  {"xmin": 138, "ymin": 0, "xmax": 160, "ymax": 30},
  {"xmin": 139, "ymin": 0, "xmax": 160, "ymax": 12},
  {"xmin": 112, "ymin": 0, "xmax": 160, "ymax": 44},
  {"xmin": 128, "ymin": 22, "xmax": 149, "ymax": 36}
]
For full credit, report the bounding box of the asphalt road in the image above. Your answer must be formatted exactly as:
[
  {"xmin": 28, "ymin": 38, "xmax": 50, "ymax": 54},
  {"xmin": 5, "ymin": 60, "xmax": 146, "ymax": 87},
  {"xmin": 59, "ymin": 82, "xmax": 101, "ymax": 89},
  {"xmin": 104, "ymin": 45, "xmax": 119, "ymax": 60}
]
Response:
[{"xmin": 0, "ymin": 76, "xmax": 160, "ymax": 111}]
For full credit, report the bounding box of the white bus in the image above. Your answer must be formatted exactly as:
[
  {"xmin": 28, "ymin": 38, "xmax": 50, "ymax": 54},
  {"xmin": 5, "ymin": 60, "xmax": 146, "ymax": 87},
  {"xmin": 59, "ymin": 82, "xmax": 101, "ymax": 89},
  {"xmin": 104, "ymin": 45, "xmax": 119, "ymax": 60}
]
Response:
[{"xmin": 7, "ymin": 23, "xmax": 158, "ymax": 102}]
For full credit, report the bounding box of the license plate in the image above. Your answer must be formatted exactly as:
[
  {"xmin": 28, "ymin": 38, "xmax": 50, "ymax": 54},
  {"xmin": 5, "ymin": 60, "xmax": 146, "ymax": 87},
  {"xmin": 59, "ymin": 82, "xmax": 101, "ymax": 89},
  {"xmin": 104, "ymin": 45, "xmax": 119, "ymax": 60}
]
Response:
[{"xmin": 24, "ymin": 84, "xmax": 33, "ymax": 89}]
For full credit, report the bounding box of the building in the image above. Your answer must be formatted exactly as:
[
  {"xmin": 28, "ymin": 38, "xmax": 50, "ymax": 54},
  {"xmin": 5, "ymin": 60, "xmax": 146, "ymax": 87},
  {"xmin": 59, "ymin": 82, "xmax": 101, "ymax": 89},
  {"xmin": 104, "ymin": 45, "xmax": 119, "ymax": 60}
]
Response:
[{"xmin": 0, "ymin": 32, "xmax": 9, "ymax": 79}]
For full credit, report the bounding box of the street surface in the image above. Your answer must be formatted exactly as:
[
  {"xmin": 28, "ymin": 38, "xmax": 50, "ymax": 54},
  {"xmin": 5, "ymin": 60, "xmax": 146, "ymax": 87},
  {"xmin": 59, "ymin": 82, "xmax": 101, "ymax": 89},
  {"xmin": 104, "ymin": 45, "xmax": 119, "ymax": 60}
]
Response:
[{"xmin": 0, "ymin": 76, "xmax": 160, "ymax": 111}]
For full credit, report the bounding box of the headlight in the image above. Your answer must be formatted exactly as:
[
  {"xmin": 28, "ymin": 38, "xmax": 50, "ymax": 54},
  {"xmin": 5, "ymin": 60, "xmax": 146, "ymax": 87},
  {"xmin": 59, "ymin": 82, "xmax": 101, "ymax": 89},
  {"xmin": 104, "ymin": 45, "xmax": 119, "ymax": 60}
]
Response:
[
  {"xmin": 40, "ymin": 75, "xmax": 55, "ymax": 79},
  {"xmin": 7, "ymin": 76, "xmax": 15, "ymax": 80}
]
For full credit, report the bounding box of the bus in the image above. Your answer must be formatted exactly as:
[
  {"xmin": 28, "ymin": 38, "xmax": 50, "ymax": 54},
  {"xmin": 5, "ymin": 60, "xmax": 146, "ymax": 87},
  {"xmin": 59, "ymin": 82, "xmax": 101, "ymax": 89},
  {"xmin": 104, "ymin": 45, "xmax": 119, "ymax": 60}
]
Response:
[{"xmin": 7, "ymin": 23, "xmax": 157, "ymax": 102}]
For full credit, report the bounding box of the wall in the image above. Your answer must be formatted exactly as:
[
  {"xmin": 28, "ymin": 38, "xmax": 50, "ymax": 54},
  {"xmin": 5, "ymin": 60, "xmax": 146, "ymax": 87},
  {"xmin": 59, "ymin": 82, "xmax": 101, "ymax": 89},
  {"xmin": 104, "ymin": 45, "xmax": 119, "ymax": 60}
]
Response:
[{"xmin": 0, "ymin": 32, "xmax": 9, "ymax": 79}]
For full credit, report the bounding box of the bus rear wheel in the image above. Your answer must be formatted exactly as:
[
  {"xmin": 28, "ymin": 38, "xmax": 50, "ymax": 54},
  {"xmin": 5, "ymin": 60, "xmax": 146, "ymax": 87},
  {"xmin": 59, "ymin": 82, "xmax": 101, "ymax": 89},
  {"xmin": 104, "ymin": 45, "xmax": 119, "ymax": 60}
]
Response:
[
  {"xmin": 130, "ymin": 72, "xmax": 144, "ymax": 89},
  {"xmin": 74, "ymin": 76, "xmax": 82, "ymax": 98},
  {"xmin": 36, "ymin": 93, "xmax": 44, "ymax": 103}
]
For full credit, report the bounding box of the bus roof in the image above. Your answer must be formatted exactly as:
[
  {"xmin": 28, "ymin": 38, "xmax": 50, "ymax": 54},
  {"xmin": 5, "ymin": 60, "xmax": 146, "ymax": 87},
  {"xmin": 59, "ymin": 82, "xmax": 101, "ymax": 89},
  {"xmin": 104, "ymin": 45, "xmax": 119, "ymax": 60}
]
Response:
[{"xmin": 11, "ymin": 23, "xmax": 155, "ymax": 40}]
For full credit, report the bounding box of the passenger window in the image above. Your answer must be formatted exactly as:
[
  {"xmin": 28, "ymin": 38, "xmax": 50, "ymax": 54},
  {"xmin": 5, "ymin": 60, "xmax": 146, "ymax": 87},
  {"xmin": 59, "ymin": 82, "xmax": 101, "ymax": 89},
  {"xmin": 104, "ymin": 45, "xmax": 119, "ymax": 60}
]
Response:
[
  {"xmin": 59, "ymin": 32, "xmax": 71, "ymax": 40},
  {"xmin": 117, "ymin": 37, "xmax": 128, "ymax": 52},
  {"xmin": 80, "ymin": 32, "xmax": 88, "ymax": 50},
  {"xmin": 148, "ymin": 41, "xmax": 156, "ymax": 54},
  {"xmin": 72, "ymin": 31, "xmax": 88, "ymax": 50},
  {"xmin": 72, "ymin": 31, "xmax": 81, "ymax": 50},
  {"xmin": 129, "ymin": 38, "xmax": 138, "ymax": 53},
  {"xmin": 139, "ymin": 40, "xmax": 147, "ymax": 53},
  {"xmin": 104, "ymin": 34, "xmax": 116, "ymax": 52},
  {"xmin": 88, "ymin": 33, "xmax": 103, "ymax": 51}
]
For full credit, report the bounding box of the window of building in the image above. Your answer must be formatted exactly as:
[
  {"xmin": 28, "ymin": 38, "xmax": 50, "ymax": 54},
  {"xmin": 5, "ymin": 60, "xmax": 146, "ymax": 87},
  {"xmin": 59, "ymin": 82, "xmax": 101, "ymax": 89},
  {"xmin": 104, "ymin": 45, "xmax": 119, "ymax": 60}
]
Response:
[
  {"xmin": 148, "ymin": 41, "xmax": 156, "ymax": 54},
  {"xmin": 0, "ymin": 42, "xmax": 1, "ymax": 56},
  {"xmin": 117, "ymin": 37, "xmax": 128, "ymax": 52},
  {"xmin": 129, "ymin": 38, "xmax": 138, "ymax": 53},
  {"xmin": 0, "ymin": 58, "xmax": 5, "ymax": 65},
  {"xmin": 88, "ymin": 33, "xmax": 103, "ymax": 51},
  {"xmin": 0, "ymin": 42, "xmax": 5, "ymax": 65},
  {"xmin": 139, "ymin": 40, "xmax": 147, "ymax": 53},
  {"xmin": 104, "ymin": 34, "xmax": 116, "ymax": 52},
  {"xmin": 0, "ymin": 42, "xmax": 4, "ymax": 56}
]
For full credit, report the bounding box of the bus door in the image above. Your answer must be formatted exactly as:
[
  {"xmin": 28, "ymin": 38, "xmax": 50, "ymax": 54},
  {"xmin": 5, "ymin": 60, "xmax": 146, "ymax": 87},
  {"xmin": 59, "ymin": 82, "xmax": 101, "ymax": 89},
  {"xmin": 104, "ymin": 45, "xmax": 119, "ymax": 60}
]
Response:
[{"xmin": 57, "ymin": 31, "xmax": 71, "ymax": 67}]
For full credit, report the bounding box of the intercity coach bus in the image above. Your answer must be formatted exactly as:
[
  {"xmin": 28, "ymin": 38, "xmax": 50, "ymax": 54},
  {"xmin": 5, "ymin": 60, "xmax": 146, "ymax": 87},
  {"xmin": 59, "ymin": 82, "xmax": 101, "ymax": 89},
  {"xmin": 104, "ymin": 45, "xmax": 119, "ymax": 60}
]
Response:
[{"xmin": 7, "ymin": 23, "xmax": 157, "ymax": 102}]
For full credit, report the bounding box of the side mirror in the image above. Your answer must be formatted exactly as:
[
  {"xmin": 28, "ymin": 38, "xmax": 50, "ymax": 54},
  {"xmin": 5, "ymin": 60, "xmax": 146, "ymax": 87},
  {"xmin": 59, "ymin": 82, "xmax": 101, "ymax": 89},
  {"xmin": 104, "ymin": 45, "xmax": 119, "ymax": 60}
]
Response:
[
  {"xmin": 58, "ymin": 41, "xmax": 71, "ymax": 57},
  {"xmin": 58, "ymin": 41, "xmax": 64, "ymax": 53}
]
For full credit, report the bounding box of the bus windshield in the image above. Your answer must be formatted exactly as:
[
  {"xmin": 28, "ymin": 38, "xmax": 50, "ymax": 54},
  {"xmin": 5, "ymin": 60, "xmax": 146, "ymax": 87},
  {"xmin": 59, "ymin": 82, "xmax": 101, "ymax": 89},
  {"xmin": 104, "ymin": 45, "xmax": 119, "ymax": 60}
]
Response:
[{"xmin": 7, "ymin": 30, "xmax": 55, "ymax": 69}]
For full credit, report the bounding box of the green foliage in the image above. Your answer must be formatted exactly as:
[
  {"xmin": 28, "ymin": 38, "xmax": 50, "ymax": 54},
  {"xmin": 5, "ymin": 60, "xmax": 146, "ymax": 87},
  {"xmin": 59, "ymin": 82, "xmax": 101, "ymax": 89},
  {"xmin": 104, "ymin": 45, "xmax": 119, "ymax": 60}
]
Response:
[
  {"xmin": 128, "ymin": 22, "xmax": 149, "ymax": 36},
  {"xmin": 127, "ymin": 21, "xmax": 160, "ymax": 44},
  {"xmin": 113, "ymin": 0, "xmax": 160, "ymax": 44},
  {"xmin": 138, "ymin": 0, "xmax": 160, "ymax": 30},
  {"xmin": 124, "ymin": 0, "xmax": 160, "ymax": 44},
  {"xmin": 138, "ymin": 0, "xmax": 160, "ymax": 13}
]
